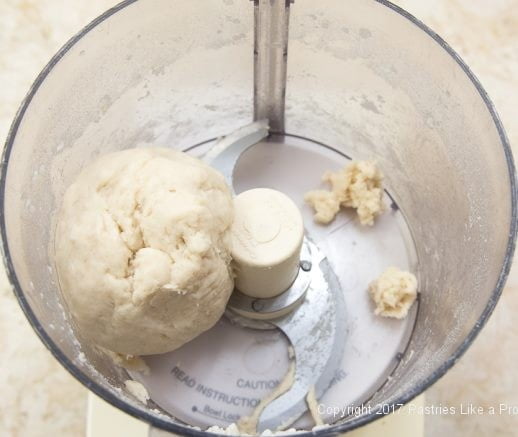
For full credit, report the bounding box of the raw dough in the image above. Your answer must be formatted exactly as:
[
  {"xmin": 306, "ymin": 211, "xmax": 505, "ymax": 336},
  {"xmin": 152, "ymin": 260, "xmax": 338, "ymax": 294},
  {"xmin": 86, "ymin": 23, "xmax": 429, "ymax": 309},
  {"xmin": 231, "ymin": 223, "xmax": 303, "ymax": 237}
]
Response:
[
  {"xmin": 305, "ymin": 160, "xmax": 384, "ymax": 225},
  {"xmin": 207, "ymin": 423, "xmax": 241, "ymax": 435},
  {"xmin": 303, "ymin": 190, "xmax": 340, "ymax": 225},
  {"xmin": 238, "ymin": 361, "xmax": 296, "ymax": 434},
  {"xmin": 206, "ymin": 424, "xmax": 300, "ymax": 436},
  {"xmin": 124, "ymin": 380, "xmax": 149, "ymax": 404},
  {"xmin": 368, "ymin": 267, "xmax": 418, "ymax": 319},
  {"xmin": 55, "ymin": 148, "xmax": 234, "ymax": 355},
  {"xmin": 306, "ymin": 386, "xmax": 324, "ymax": 427},
  {"xmin": 107, "ymin": 351, "xmax": 150, "ymax": 374}
]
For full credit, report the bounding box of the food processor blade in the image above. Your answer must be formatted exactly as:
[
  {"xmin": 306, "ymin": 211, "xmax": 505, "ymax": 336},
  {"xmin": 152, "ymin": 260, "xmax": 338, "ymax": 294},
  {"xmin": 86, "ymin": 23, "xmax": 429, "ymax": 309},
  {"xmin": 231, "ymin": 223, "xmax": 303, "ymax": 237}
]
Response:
[
  {"xmin": 257, "ymin": 240, "xmax": 346, "ymax": 431},
  {"xmin": 204, "ymin": 120, "xmax": 269, "ymax": 188},
  {"xmin": 206, "ymin": 122, "xmax": 346, "ymax": 431}
]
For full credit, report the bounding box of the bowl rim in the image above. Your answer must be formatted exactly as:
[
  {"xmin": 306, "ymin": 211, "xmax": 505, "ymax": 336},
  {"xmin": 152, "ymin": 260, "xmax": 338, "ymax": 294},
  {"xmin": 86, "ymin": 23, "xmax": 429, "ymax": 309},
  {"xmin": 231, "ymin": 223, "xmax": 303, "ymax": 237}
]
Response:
[{"xmin": 1, "ymin": 0, "xmax": 516, "ymax": 435}]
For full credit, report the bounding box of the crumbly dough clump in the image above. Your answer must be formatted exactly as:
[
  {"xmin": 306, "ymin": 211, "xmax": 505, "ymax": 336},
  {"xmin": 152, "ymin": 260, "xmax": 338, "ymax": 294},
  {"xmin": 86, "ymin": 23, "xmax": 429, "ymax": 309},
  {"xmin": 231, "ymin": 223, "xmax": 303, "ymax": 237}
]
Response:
[
  {"xmin": 55, "ymin": 148, "xmax": 234, "ymax": 355},
  {"xmin": 304, "ymin": 160, "xmax": 384, "ymax": 225},
  {"xmin": 368, "ymin": 267, "xmax": 418, "ymax": 319}
]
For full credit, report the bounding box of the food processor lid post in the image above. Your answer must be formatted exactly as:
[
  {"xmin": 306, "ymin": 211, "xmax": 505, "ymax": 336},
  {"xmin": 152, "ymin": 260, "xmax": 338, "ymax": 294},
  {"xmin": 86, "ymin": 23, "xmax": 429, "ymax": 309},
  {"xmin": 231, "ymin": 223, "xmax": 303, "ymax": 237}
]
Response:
[{"xmin": 253, "ymin": 0, "xmax": 292, "ymax": 132}]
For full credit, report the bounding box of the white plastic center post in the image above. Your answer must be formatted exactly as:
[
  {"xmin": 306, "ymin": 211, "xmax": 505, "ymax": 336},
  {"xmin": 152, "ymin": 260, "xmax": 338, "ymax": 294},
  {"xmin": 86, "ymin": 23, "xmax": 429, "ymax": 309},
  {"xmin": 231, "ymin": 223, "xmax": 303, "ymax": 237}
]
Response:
[{"xmin": 231, "ymin": 188, "xmax": 304, "ymax": 298}]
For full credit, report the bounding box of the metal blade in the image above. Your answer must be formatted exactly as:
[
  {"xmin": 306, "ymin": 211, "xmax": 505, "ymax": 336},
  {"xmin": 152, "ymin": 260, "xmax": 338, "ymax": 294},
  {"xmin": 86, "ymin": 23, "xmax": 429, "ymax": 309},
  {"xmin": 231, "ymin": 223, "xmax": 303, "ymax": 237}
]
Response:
[
  {"xmin": 206, "ymin": 122, "xmax": 346, "ymax": 432},
  {"xmin": 257, "ymin": 240, "xmax": 346, "ymax": 431},
  {"xmin": 204, "ymin": 120, "xmax": 269, "ymax": 189}
]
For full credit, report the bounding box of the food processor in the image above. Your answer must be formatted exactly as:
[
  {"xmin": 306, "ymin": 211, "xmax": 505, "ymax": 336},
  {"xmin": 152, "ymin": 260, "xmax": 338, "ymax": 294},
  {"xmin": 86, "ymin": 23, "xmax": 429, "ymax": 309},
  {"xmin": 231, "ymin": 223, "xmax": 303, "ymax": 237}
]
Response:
[{"xmin": 1, "ymin": 0, "xmax": 516, "ymax": 435}]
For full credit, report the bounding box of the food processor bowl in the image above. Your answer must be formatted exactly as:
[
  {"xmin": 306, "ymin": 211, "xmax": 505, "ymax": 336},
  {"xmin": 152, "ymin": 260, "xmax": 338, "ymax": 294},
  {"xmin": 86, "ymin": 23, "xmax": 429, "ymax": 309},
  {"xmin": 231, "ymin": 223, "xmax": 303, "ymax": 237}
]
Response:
[{"xmin": 1, "ymin": 0, "xmax": 515, "ymax": 435}]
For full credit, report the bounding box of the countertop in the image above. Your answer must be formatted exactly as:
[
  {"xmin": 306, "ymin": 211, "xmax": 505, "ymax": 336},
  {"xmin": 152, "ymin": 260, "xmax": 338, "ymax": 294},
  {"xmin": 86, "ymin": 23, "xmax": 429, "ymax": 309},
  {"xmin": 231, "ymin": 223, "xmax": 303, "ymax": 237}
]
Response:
[{"xmin": 0, "ymin": 1, "xmax": 517, "ymax": 436}]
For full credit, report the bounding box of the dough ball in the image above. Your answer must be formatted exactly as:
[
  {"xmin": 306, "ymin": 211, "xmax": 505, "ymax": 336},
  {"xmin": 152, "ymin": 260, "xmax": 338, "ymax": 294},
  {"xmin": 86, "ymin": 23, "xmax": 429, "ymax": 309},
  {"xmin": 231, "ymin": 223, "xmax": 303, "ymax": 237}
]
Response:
[
  {"xmin": 368, "ymin": 267, "xmax": 418, "ymax": 319},
  {"xmin": 305, "ymin": 160, "xmax": 384, "ymax": 226},
  {"xmin": 55, "ymin": 148, "xmax": 234, "ymax": 355}
]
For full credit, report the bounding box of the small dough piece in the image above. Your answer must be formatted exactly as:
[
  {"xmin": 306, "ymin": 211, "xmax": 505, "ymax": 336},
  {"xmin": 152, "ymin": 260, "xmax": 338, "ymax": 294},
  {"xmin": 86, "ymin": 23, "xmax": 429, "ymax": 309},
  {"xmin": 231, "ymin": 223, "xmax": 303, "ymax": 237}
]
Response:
[
  {"xmin": 238, "ymin": 361, "xmax": 296, "ymax": 435},
  {"xmin": 368, "ymin": 267, "xmax": 418, "ymax": 319},
  {"xmin": 306, "ymin": 386, "xmax": 324, "ymax": 426},
  {"xmin": 106, "ymin": 350, "xmax": 150, "ymax": 374},
  {"xmin": 206, "ymin": 424, "xmax": 300, "ymax": 436},
  {"xmin": 305, "ymin": 160, "xmax": 384, "ymax": 226},
  {"xmin": 124, "ymin": 380, "xmax": 149, "ymax": 404},
  {"xmin": 55, "ymin": 148, "xmax": 234, "ymax": 355},
  {"xmin": 303, "ymin": 190, "xmax": 340, "ymax": 225},
  {"xmin": 206, "ymin": 424, "xmax": 241, "ymax": 436}
]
